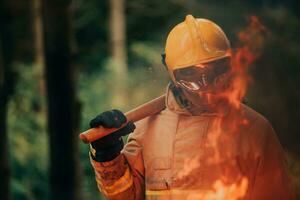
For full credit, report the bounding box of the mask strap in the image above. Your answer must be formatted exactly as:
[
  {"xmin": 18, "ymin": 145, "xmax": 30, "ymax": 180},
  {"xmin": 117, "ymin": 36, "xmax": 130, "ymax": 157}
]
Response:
[{"xmin": 161, "ymin": 53, "xmax": 168, "ymax": 70}]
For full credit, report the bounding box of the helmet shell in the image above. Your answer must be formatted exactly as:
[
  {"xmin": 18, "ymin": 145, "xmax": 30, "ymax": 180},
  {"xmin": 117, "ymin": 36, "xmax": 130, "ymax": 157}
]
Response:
[{"xmin": 165, "ymin": 15, "xmax": 231, "ymax": 77}]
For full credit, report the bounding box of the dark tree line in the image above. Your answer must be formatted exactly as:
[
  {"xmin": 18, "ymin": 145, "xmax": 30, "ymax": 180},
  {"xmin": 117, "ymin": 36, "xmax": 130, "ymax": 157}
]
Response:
[
  {"xmin": 0, "ymin": 0, "xmax": 15, "ymax": 199},
  {"xmin": 1, "ymin": 0, "xmax": 82, "ymax": 199},
  {"xmin": 43, "ymin": 0, "xmax": 82, "ymax": 199}
]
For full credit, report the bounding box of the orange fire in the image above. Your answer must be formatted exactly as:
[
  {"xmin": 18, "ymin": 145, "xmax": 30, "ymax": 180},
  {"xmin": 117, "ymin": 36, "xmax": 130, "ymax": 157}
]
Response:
[
  {"xmin": 173, "ymin": 16, "xmax": 269, "ymax": 200},
  {"xmin": 223, "ymin": 15, "xmax": 269, "ymax": 109},
  {"xmin": 183, "ymin": 177, "xmax": 249, "ymax": 200}
]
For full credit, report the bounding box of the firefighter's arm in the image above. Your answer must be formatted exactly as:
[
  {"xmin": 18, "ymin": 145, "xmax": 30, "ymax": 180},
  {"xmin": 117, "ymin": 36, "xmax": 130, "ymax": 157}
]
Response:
[
  {"xmin": 89, "ymin": 110, "xmax": 145, "ymax": 200},
  {"xmin": 250, "ymin": 119, "xmax": 295, "ymax": 200},
  {"xmin": 90, "ymin": 130, "xmax": 145, "ymax": 200}
]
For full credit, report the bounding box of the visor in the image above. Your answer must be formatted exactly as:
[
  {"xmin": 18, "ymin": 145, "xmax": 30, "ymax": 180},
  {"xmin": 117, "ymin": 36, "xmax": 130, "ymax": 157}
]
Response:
[{"xmin": 173, "ymin": 56, "xmax": 231, "ymax": 92}]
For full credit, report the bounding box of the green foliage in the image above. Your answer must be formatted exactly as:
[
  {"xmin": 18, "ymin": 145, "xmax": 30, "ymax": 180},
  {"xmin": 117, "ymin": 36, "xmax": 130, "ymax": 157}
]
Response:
[{"xmin": 8, "ymin": 64, "xmax": 48, "ymax": 200}]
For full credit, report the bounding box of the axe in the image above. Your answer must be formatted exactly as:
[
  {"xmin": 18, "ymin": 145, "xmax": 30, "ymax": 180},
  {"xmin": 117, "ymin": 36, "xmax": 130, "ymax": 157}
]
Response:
[{"xmin": 79, "ymin": 95, "xmax": 166, "ymax": 143}]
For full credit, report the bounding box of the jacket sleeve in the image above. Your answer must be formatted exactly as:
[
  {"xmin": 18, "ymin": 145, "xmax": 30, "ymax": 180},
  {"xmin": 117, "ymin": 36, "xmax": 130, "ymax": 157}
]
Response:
[
  {"xmin": 250, "ymin": 119, "xmax": 295, "ymax": 200},
  {"xmin": 90, "ymin": 125, "xmax": 145, "ymax": 200}
]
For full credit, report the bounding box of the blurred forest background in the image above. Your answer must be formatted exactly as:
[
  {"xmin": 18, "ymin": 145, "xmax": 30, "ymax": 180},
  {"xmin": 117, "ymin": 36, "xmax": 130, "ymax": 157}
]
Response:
[{"xmin": 0, "ymin": 0, "xmax": 300, "ymax": 199}]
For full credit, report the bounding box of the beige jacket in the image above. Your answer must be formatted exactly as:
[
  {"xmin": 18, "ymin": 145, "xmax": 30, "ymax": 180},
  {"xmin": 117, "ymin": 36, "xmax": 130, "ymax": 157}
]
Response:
[{"xmin": 90, "ymin": 87, "xmax": 294, "ymax": 200}]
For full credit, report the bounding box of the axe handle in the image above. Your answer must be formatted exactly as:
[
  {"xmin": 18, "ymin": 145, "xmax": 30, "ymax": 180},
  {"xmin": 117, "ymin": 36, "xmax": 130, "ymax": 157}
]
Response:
[{"xmin": 79, "ymin": 95, "xmax": 166, "ymax": 143}]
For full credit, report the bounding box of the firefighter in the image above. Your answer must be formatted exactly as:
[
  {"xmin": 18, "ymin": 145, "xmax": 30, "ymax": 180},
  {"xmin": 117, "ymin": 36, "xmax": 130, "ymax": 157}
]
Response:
[{"xmin": 89, "ymin": 15, "xmax": 294, "ymax": 200}]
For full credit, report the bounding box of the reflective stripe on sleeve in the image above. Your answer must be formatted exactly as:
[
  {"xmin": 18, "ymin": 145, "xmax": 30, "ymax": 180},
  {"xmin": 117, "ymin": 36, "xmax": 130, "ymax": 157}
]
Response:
[{"xmin": 96, "ymin": 167, "xmax": 133, "ymax": 196}]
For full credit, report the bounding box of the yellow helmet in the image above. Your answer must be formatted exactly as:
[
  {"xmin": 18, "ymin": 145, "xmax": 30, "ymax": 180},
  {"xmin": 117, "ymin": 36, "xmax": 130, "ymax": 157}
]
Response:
[{"xmin": 165, "ymin": 15, "xmax": 231, "ymax": 78}]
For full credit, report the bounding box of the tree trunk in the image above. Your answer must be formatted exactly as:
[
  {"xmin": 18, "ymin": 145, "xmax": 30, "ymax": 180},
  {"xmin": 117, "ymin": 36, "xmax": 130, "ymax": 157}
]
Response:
[
  {"xmin": 42, "ymin": 0, "xmax": 82, "ymax": 200},
  {"xmin": 32, "ymin": 0, "xmax": 45, "ymax": 66},
  {"xmin": 0, "ymin": 48, "xmax": 10, "ymax": 200},
  {"xmin": 0, "ymin": 0, "xmax": 14, "ymax": 199},
  {"xmin": 109, "ymin": 0, "xmax": 128, "ymax": 107},
  {"xmin": 32, "ymin": 0, "xmax": 46, "ymax": 114}
]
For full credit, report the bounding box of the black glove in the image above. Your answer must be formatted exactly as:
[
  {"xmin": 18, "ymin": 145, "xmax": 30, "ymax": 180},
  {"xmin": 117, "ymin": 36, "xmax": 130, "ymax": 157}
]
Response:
[{"xmin": 89, "ymin": 109, "xmax": 135, "ymax": 162}]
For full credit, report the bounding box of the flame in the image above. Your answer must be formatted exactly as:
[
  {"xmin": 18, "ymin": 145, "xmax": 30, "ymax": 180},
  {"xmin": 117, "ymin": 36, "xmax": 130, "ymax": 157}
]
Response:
[
  {"xmin": 177, "ymin": 156, "xmax": 201, "ymax": 179},
  {"xmin": 147, "ymin": 177, "xmax": 249, "ymax": 200},
  {"xmin": 203, "ymin": 16, "xmax": 267, "ymax": 199},
  {"xmin": 220, "ymin": 15, "xmax": 269, "ymax": 109},
  {"xmin": 185, "ymin": 177, "xmax": 249, "ymax": 200},
  {"xmin": 208, "ymin": 178, "xmax": 248, "ymax": 200}
]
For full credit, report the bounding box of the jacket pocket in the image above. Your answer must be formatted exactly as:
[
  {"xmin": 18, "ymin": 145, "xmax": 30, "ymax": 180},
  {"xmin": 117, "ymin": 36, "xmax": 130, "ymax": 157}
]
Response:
[{"xmin": 146, "ymin": 157, "xmax": 172, "ymax": 190}]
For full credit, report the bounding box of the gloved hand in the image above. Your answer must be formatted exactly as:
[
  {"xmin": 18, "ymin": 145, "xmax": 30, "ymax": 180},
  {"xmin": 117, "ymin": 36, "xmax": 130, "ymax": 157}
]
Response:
[{"xmin": 89, "ymin": 109, "xmax": 136, "ymax": 162}]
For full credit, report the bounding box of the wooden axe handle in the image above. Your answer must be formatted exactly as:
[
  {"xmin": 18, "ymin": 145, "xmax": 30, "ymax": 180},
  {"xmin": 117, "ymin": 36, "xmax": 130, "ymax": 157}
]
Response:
[{"xmin": 79, "ymin": 95, "xmax": 166, "ymax": 143}]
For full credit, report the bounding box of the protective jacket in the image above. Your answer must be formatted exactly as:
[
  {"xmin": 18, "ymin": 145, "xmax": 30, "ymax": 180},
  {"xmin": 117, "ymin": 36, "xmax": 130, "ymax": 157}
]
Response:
[{"xmin": 90, "ymin": 86, "xmax": 294, "ymax": 200}]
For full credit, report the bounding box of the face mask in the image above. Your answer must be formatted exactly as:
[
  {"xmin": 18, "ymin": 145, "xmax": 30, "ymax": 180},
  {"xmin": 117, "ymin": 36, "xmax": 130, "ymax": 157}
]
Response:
[
  {"xmin": 173, "ymin": 56, "xmax": 231, "ymax": 93},
  {"xmin": 172, "ymin": 57, "xmax": 232, "ymax": 115}
]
